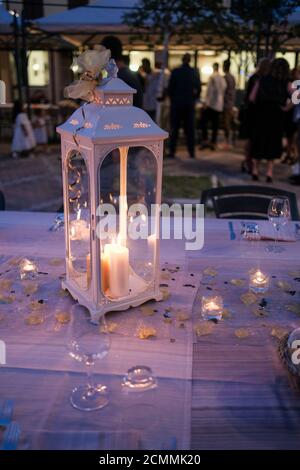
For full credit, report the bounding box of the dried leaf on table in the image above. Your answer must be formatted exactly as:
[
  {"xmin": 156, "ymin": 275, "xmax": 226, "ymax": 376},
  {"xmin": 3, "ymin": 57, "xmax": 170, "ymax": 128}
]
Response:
[
  {"xmin": 160, "ymin": 272, "xmax": 171, "ymax": 281},
  {"xmin": 252, "ymin": 307, "xmax": 268, "ymax": 318},
  {"xmin": 194, "ymin": 321, "xmax": 215, "ymax": 337},
  {"xmin": 23, "ymin": 282, "xmax": 38, "ymax": 295},
  {"xmin": 160, "ymin": 287, "xmax": 170, "ymax": 301},
  {"xmin": 276, "ymin": 280, "xmax": 292, "ymax": 291},
  {"xmin": 137, "ymin": 325, "xmax": 157, "ymax": 339},
  {"xmin": 25, "ymin": 313, "xmax": 44, "ymax": 326},
  {"xmin": 175, "ymin": 310, "xmax": 190, "ymax": 322},
  {"xmin": 8, "ymin": 257, "xmax": 22, "ymax": 266},
  {"xmin": 222, "ymin": 308, "xmax": 232, "ymax": 319},
  {"xmin": 271, "ymin": 326, "xmax": 289, "ymax": 340},
  {"xmin": 288, "ymin": 270, "xmax": 300, "ymax": 278},
  {"xmin": 100, "ymin": 321, "xmax": 118, "ymax": 333},
  {"xmin": 286, "ymin": 303, "xmax": 300, "ymax": 315},
  {"xmin": 235, "ymin": 328, "xmax": 251, "ymax": 339},
  {"xmin": 230, "ymin": 279, "xmax": 245, "ymax": 287},
  {"xmin": 240, "ymin": 292, "xmax": 257, "ymax": 305},
  {"xmin": 0, "ymin": 279, "xmax": 12, "ymax": 291},
  {"xmin": 29, "ymin": 300, "xmax": 44, "ymax": 311},
  {"xmin": 0, "ymin": 294, "xmax": 14, "ymax": 304},
  {"xmin": 59, "ymin": 289, "xmax": 70, "ymax": 297},
  {"xmin": 55, "ymin": 311, "xmax": 71, "ymax": 324},
  {"xmin": 141, "ymin": 305, "xmax": 156, "ymax": 316},
  {"xmin": 49, "ymin": 258, "xmax": 64, "ymax": 266},
  {"xmin": 203, "ymin": 267, "xmax": 218, "ymax": 277}
]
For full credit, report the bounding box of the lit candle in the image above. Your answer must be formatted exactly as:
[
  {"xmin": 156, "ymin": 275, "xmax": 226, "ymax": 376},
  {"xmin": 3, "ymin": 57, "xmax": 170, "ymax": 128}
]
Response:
[
  {"xmin": 201, "ymin": 295, "xmax": 223, "ymax": 320},
  {"xmin": 249, "ymin": 269, "xmax": 269, "ymax": 294},
  {"xmin": 86, "ymin": 253, "xmax": 91, "ymax": 286},
  {"xmin": 108, "ymin": 240, "xmax": 129, "ymax": 298},
  {"xmin": 148, "ymin": 233, "xmax": 156, "ymax": 253},
  {"xmin": 0, "ymin": 80, "xmax": 6, "ymax": 105},
  {"xmin": 101, "ymin": 245, "xmax": 111, "ymax": 294},
  {"xmin": 70, "ymin": 209, "xmax": 89, "ymax": 240},
  {"xmin": 19, "ymin": 258, "xmax": 38, "ymax": 280}
]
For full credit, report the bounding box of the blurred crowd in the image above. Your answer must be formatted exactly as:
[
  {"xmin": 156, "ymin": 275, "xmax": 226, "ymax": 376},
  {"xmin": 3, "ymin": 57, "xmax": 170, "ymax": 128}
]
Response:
[{"xmin": 9, "ymin": 40, "xmax": 300, "ymax": 186}]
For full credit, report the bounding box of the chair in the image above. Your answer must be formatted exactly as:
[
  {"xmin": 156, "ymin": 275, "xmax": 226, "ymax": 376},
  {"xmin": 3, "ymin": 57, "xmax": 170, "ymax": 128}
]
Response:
[
  {"xmin": 201, "ymin": 185, "xmax": 299, "ymax": 220},
  {"xmin": 0, "ymin": 190, "xmax": 5, "ymax": 210}
]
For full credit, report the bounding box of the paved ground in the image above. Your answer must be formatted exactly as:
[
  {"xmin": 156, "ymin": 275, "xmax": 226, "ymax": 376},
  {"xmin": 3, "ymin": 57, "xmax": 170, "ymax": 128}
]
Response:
[{"xmin": 0, "ymin": 141, "xmax": 299, "ymax": 212}]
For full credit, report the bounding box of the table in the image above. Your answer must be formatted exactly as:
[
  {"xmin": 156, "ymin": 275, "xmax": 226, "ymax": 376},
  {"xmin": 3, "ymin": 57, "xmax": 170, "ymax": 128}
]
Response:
[{"xmin": 1, "ymin": 212, "xmax": 300, "ymax": 450}]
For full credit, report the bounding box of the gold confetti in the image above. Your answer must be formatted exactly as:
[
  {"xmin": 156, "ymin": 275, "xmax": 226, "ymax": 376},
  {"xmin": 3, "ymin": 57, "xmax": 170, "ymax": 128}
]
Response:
[
  {"xmin": 49, "ymin": 258, "xmax": 64, "ymax": 266},
  {"xmin": 240, "ymin": 292, "xmax": 257, "ymax": 305},
  {"xmin": 230, "ymin": 279, "xmax": 245, "ymax": 287},
  {"xmin": 286, "ymin": 303, "xmax": 300, "ymax": 315},
  {"xmin": 271, "ymin": 326, "xmax": 289, "ymax": 340},
  {"xmin": 160, "ymin": 287, "xmax": 170, "ymax": 301},
  {"xmin": 222, "ymin": 308, "xmax": 232, "ymax": 319},
  {"xmin": 276, "ymin": 280, "xmax": 291, "ymax": 291},
  {"xmin": 252, "ymin": 307, "xmax": 268, "ymax": 318},
  {"xmin": 0, "ymin": 279, "xmax": 12, "ymax": 291},
  {"xmin": 203, "ymin": 267, "xmax": 218, "ymax": 277},
  {"xmin": 25, "ymin": 313, "xmax": 44, "ymax": 326},
  {"xmin": 137, "ymin": 326, "xmax": 157, "ymax": 339},
  {"xmin": 55, "ymin": 311, "xmax": 71, "ymax": 324},
  {"xmin": 23, "ymin": 282, "xmax": 38, "ymax": 295},
  {"xmin": 194, "ymin": 321, "xmax": 215, "ymax": 336},
  {"xmin": 141, "ymin": 305, "xmax": 155, "ymax": 316},
  {"xmin": 100, "ymin": 321, "xmax": 118, "ymax": 333},
  {"xmin": 235, "ymin": 328, "xmax": 250, "ymax": 338}
]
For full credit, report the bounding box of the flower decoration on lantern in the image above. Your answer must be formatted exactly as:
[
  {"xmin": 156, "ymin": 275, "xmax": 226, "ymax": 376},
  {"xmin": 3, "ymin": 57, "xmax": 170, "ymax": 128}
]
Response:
[{"xmin": 64, "ymin": 46, "xmax": 118, "ymax": 101}]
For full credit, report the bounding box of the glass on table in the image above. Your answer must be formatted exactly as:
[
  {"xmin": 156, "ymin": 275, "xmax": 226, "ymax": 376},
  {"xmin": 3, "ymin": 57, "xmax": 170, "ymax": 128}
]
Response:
[
  {"xmin": 66, "ymin": 305, "xmax": 110, "ymax": 411},
  {"xmin": 122, "ymin": 365, "xmax": 157, "ymax": 392},
  {"xmin": 266, "ymin": 197, "xmax": 291, "ymax": 253}
]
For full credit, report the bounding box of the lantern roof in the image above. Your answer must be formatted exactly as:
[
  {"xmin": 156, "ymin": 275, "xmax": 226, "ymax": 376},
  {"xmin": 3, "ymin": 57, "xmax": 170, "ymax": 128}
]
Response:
[{"xmin": 57, "ymin": 77, "xmax": 168, "ymax": 143}]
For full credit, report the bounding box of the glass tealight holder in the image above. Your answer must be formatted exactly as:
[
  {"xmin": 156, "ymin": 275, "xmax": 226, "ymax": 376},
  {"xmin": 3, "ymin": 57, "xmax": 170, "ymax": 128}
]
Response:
[
  {"xmin": 121, "ymin": 366, "xmax": 157, "ymax": 392},
  {"xmin": 19, "ymin": 258, "xmax": 38, "ymax": 280},
  {"xmin": 249, "ymin": 269, "xmax": 269, "ymax": 294},
  {"xmin": 201, "ymin": 295, "xmax": 223, "ymax": 321}
]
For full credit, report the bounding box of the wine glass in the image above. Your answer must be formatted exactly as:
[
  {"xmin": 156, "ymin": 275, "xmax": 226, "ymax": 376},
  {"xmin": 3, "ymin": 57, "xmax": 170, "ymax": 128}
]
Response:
[
  {"xmin": 67, "ymin": 305, "xmax": 110, "ymax": 411},
  {"xmin": 266, "ymin": 197, "xmax": 291, "ymax": 253}
]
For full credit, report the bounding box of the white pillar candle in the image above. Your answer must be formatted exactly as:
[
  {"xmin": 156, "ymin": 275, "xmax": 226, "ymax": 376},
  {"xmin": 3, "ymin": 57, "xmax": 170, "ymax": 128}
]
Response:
[{"xmin": 108, "ymin": 241, "xmax": 129, "ymax": 298}]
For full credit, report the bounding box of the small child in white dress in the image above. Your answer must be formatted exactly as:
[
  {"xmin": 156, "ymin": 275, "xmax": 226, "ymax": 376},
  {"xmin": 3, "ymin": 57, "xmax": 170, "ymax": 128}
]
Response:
[{"xmin": 11, "ymin": 101, "xmax": 36, "ymax": 158}]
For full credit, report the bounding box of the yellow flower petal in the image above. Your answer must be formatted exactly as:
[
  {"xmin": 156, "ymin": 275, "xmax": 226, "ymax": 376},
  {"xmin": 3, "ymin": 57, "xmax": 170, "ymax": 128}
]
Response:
[
  {"xmin": 0, "ymin": 279, "xmax": 12, "ymax": 291},
  {"xmin": 160, "ymin": 287, "xmax": 170, "ymax": 301},
  {"xmin": 194, "ymin": 321, "xmax": 215, "ymax": 336},
  {"xmin": 271, "ymin": 326, "xmax": 289, "ymax": 340},
  {"xmin": 137, "ymin": 326, "xmax": 157, "ymax": 339},
  {"xmin": 23, "ymin": 282, "xmax": 38, "ymax": 295},
  {"xmin": 203, "ymin": 267, "xmax": 218, "ymax": 277},
  {"xmin": 25, "ymin": 313, "xmax": 44, "ymax": 326},
  {"xmin": 55, "ymin": 311, "xmax": 71, "ymax": 324},
  {"xmin": 276, "ymin": 280, "xmax": 292, "ymax": 291},
  {"xmin": 141, "ymin": 305, "xmax": 155, "ymax": 316}
]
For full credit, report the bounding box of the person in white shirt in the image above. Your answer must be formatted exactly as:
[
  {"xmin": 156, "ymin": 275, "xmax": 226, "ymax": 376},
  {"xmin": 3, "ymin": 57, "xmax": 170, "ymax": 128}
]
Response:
[{"xmin": 201, "ymin": 63, "xmax": 227, "ymax": 150}]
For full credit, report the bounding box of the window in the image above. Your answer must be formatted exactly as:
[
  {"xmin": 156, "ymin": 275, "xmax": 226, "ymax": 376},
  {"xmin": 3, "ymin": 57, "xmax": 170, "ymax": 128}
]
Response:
[{"xmin": 28, "ymin": 51, "xmax": 49, "ymax": 87}]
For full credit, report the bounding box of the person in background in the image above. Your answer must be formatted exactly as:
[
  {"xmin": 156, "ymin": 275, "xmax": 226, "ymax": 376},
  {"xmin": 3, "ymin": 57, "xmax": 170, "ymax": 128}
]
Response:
[
  {"xmin": 242, "ymin": 58, "xmax": 271, "ymax": 174},
  {"xmin": 101, "ymin": 36, "xmax": 143, "ymax": 108},
  {"xmin": 168, "ymin": 53, "xmax": 201, "ymax": 159},
  {"xmin": 281, "ymin": 67, "xmax": 299, "ymax": 165},
  {"xmin": 139, "ymin": 58, "xmax": 160, "ymax": 121},
  {"xmin": 201, "ymin": 63, "xmax": 226, "ymax": 150},
  {"xmin": 222, "ymin": 59, "xmax": 236, "ymax": 149},
  {"xmin": 32, "ymin": 109, "xmax": 48, "ymax": 151},
  {"xmin": 250, "ymin": 58, "xmax": 290, "ymax": 183},
  {"xmin": 11, "ymin": 100, "xmax": 36, "ymax": 158}
]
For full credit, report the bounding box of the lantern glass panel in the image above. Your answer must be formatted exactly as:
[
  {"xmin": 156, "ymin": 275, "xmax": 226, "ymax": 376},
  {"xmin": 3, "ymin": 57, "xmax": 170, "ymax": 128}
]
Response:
[
  {"xmin": 67, "ymin": 150, "xmax": 91, "ymax": 290},
  {"xmin": 98, "ymin": 146, "xmax": 157, "ymax": 301}
]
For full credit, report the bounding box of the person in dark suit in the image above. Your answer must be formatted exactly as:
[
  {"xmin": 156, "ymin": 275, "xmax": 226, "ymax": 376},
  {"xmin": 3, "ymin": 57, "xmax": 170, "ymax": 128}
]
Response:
[{"xmin": 168, "ymin": 53, "xmax": 201, "ymax": 158}]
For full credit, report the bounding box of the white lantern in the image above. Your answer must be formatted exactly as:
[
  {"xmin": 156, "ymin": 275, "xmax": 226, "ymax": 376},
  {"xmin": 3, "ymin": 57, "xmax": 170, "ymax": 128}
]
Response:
[{"xmin": 57, "ymin": 75, "xmax": 168, "ymax": 322}]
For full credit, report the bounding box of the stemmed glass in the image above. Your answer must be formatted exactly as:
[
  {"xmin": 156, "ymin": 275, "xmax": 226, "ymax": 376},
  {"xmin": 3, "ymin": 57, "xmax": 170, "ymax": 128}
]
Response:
[
  {"xmin": 266, "ymin": 197, "xmax": 291, "ymax": 253},
  {"xmin": 67, "ymin": 305, "xmax": 110, "ymax": 411}
]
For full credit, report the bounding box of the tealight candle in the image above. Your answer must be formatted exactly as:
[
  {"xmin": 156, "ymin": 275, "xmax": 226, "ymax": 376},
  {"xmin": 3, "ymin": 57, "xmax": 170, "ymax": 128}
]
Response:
[
  {"xmin": 70, "ymin": 219, "xmax": 88, "ymax": 240},
  {"xmin": 19, "ymin": 258, "xmax": 38, "ymax": 280},
  {"xmin": 249, "ymin": 269, "xmax": 269, "ymax": 294},
  {"xmin": 201, "ymin": 295, "xmax": 223, "ymax": 320}
]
